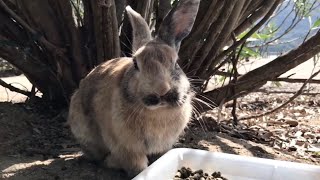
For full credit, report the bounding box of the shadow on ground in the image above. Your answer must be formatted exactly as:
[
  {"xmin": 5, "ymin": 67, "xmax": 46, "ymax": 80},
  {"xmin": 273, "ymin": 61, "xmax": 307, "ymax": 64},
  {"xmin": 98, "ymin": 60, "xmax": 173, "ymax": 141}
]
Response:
[
  {"xmin": 0, "ymin": 101, "xmax": 132, "ymax": 180},
  {"xmin": 2, "ymin": 156, "xmax": 130, "ymax": 180},
  {"xmin": 174, "ymin": 119, "xmax": 276, "ymax": 160}
]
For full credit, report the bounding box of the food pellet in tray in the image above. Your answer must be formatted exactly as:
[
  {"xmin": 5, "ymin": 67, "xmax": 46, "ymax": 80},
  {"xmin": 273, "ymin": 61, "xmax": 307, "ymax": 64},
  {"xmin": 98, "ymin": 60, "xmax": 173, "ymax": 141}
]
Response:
[{"xmin": 173, "ymin": 167, "xmax": 228, "ymax": 180}]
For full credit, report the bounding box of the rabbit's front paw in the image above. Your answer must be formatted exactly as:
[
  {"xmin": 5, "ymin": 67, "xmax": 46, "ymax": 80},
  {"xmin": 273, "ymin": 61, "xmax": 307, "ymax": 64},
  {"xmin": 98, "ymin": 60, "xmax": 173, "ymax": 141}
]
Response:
[{"xmin": 104, "ymin": 151, "xmax": 148, "ymax": 177}]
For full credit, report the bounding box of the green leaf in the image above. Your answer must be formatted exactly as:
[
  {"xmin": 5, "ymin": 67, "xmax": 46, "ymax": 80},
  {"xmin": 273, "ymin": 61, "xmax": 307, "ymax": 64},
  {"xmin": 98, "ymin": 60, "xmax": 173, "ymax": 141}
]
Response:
[
  {"xmin": 241, "ymin": 47, "xmax": 260, "ymax": 57},
  {"xmin": 237, "ymin": 31, "xmax": 273, "ymax": 42},
  {"xmin": 218, "ymin": 75, "xmax": 227, "ymax": 83},
  {"xmin": 251, "ymin": 33, "xmax": 272, "ymax": 40},
  {"xmin": 312, "ymin": 18, "xmax": 320, "ymax": 29}
]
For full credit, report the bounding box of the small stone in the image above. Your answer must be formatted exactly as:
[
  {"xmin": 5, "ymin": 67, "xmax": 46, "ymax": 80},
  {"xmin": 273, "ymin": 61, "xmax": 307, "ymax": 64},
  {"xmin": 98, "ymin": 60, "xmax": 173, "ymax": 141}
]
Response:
[
  {"xmin": 212, "ymin": 171, "xmax": 221, "ymax": 178},
  {"xmin": 179, "ymin": 138, "xmax": 185, "ymax": 143},
  {"xmin": 175, "ymin": 172, "xmax": 181, "ymax": 178},
  {"xmin": 288, "ymin": 146, "xmax": 297, "ymax": 151},
  {"xmin": 193, "ymin": 173, "xmax": 201, "ymax": 180},
  {"xmin": 194, "ymin": 169, "xmax": 203, "ymax": 175},
  {"xmin": 304, "ymin": 132, "xmax": 316, "ymax": 139},
  {"xmin": 180, "ymin": 167, "xmax": 190, "ymax": 178}
]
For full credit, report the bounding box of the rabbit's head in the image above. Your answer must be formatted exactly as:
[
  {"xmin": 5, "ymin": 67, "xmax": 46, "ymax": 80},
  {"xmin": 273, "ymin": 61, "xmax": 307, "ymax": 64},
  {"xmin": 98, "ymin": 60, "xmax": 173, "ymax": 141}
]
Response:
[{"xmin": 123, "ymin": 0, "xmax": 199, "ymax": 110}]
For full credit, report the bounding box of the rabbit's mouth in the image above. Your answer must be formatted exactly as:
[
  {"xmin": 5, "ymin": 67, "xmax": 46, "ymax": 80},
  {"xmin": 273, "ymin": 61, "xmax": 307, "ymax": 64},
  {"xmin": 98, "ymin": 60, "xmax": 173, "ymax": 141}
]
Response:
[{"xmin": 142, "ymin": 89, "xmax": 189, "ymax": 109}]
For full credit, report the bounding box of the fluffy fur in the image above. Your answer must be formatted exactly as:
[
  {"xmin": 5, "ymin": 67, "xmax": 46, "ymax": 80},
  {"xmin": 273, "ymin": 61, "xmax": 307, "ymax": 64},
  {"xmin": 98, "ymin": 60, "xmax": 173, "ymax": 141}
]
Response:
[{"xmin": 68, "ymin": 0, "xmax": 200, "ymax": 176}]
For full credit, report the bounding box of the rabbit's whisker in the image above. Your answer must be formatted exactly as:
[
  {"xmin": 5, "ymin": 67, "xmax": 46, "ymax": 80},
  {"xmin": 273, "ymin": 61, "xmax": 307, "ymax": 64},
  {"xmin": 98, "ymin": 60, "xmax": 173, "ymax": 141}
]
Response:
[
  {"xmin": 193, "ymin": 97, "xmax": 215, "ymax": 111},
  {"xmin": 197, "ymin": 94, "xmax": 218, "ymax": 107},
  {"xmin": 191, "ymin": 102, "xmax": 207, "ymax": 133},
  {"xmin": 125, "ymin": 102, "xmax": 141, "ymax": 125}
]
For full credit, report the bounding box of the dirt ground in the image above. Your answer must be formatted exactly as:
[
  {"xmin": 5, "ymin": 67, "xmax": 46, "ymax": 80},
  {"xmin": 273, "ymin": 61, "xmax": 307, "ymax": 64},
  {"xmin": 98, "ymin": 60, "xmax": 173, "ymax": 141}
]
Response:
[
  {"xmin": 0, "ymin": 91, "xmax": 319, "ymax": 180},
  {"xmin": 0, "ymin": 74, "xmax": 320, "ymax": 179}
]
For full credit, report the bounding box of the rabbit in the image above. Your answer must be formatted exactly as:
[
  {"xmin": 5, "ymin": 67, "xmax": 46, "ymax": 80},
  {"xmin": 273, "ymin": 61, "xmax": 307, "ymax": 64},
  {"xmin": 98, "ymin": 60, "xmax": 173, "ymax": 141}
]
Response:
[{"xmin": 68, "ymin": 0, "xmax": 200, "ymax": 176}]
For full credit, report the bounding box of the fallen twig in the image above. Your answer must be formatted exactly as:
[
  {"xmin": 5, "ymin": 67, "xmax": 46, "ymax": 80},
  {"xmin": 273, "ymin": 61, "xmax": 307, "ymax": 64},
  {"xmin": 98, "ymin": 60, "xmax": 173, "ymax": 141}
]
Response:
[
  {"xmin": 273, "ymin": 78, "xmax": 320, "ymax": 84},
  {"xmin": 238, "ymin": 68, "xmax": 320, "ymax": 120},
  {"xmin": 256, "ymin": 89, "xmax": 320, "ymax": 95}
]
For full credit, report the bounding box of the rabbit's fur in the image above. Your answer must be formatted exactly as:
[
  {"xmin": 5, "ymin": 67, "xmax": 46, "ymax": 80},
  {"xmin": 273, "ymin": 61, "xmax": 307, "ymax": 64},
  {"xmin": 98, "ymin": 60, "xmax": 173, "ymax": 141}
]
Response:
[{"xmin": 68, "ymin": 0, "xmax": 200, "ymax": 176}]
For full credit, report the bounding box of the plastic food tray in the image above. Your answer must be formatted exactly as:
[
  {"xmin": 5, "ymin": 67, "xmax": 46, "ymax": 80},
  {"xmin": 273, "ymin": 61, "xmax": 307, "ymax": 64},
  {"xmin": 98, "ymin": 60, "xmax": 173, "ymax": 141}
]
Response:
[{"xmin": 133, "ymin": 148, "xmax": 320, "ymax": 180}]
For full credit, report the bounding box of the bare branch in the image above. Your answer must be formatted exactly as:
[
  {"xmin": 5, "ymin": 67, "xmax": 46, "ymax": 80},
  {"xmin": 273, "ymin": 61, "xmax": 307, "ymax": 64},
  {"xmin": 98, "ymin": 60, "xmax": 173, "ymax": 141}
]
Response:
[
  {"xmin": 115, "ymin": 0, "xmax": 126, "ymax": 25},
  {"xmin": 235, "ymin": 0, "xmax": 279, "ymax": 36},
  {"xmin": 230, "ymin": 39, "xmax": 244, "ymax": 125},
  {"xmin": 52, "ymin": 0, "xmax": 88, "ymax": 81},
  {"xmin": 180, "ymin": 0, "xmax": 221, "ymax": 67},
  {"xmin": 0, "ymin": 0, "xmax": 66, "ymax": 57},
  {"xmin": 83, "ymin": 0, "xmax": 97, "ymax": 68},
  {"xmin": 201, "ymin": 30, "xmax": 320, "ymax": 111},
  {"xmin": 204, "ymin": 0, "xmax": 281, "ymax": 78},
  {"xmin": 184, "ymin": 0, "xmax": 238, "ymax": 75},
  {"xmin": 215, "ymin": 72, "xmax": 320, "ymax": 84},
  {"xmin": 0, "ymin": 79, "xmax": 31, "ymax": 96},
  {"xmin": 0, "ymin": 34, "xmax": 69, "ymax": 102},
  {"xmin": 199, "ymin": 0, "xmax": 248, "ymax": 76},
  {"xmin": 155, "ymin": 0, "xmax": 171, "ymax": 32},
  {"xmin": 239, "ymin": 0, "xmax": 264, "ymax": 23},
  {"xmin": 135, "ymin": 0, "xmax": 154, "ymax": 24}
]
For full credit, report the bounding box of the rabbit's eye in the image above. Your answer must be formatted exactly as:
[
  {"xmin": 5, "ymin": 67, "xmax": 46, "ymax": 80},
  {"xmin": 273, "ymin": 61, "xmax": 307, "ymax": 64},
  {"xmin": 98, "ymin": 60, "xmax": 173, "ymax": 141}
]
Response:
[{"xmin": 133, "ymin": 58, "xmax": 139, "ymax": 71}]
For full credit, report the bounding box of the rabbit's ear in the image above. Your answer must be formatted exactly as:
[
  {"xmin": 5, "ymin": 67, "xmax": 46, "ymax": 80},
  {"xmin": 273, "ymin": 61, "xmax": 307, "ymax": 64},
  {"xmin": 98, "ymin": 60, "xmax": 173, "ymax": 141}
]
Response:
[
  {"xmin": 126, "ymin": 6, "xmax": 152, "ymax": 52},
  {"xmin": 157, "ymin": 0, "xmax": 200, "ymax": 51}
]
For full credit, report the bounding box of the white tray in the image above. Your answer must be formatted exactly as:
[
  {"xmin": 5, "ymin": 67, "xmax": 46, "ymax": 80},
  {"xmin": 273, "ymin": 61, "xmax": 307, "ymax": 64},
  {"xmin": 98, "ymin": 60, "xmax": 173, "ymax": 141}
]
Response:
[{"xmin": 133, "ymin": 148, "xmax": 320, "ymax": 180}]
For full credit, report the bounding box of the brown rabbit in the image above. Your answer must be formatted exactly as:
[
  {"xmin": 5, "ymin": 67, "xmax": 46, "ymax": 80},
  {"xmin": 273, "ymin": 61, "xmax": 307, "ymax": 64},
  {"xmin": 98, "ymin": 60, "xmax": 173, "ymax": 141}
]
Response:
[{"xmin": 68, "ymin": 0, "xmax": 200, "ymax": 176}]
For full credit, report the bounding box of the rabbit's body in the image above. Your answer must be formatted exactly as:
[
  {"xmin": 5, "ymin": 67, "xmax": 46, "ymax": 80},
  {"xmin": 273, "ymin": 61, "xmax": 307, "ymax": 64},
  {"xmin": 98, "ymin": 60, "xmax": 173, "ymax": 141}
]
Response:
[
  {"xmin": 68, "ymin": 0, "xmax": 200, "ymax": 176},
  {"xmin": 69, "ymin": 56, "xmax": 192, "ymax": 156}
]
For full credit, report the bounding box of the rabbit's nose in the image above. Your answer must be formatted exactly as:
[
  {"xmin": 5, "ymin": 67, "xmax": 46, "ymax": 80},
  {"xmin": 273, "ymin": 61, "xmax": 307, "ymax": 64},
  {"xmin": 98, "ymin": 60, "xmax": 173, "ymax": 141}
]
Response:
[
  {"xmin": 143, "ymin": 94, "xmax": 160, "ymax": 106},
  {"xmin": 158, "ymin": 82, "xmax": 171, "ymax": 96},
  {"xmin": 162, "ymin": 89, "xmax": 179, "ymax": 104}
]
